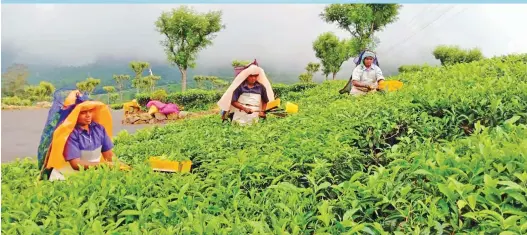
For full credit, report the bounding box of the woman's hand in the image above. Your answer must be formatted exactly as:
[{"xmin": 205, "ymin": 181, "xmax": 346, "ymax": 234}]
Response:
[
  {"xmin": 259, "ymin": 111, "xmax": 266, "ymax": 118},
  {"xmin": 244, "ymin": 108, "xmax": 253, "ymax": 114}
]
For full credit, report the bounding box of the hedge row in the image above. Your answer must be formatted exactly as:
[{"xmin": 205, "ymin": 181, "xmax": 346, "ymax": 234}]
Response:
[{"xmin": 133, "ymin": 82, "xmax": 319, "ymax": 111}]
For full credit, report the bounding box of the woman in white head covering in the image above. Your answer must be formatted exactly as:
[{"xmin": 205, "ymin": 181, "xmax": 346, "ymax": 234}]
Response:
[
  {"xmin": 349, "ymin": 50, "xmax": 385, "ymax": 96},
  {"xmin": 217, "ymin": 63, "xmax": 275, "ymax": 125}
]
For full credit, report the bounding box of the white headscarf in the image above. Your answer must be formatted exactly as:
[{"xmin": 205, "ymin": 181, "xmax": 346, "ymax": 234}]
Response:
[{"xmin": 217, "ymin": 64, "xmax": 275, "ymax": 112}]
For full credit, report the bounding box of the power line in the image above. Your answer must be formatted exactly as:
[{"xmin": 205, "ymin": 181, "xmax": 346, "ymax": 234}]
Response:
[
  {"xmin": 387, "ymin": 5, "xmax": 470, "ymax": 58},
  {"xmin": 405, "ymin": 4, "xmax": 440, "ymax": 29},
  {"xmin": 379, "ymin": 5, "xmax": 458, "ymax": 55}
]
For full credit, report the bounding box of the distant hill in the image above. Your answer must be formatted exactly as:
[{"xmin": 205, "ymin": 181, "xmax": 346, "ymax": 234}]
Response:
[{"xmin": 2, "ymin": 58, "xmax": 300, "ymax": 95}]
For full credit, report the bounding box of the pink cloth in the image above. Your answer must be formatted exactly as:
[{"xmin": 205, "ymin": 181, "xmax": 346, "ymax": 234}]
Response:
[{"xmin": 147, "ymin": 100, "xmax": 180, "ymax": 114}]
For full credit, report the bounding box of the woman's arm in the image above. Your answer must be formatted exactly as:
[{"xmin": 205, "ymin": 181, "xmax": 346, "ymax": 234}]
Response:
[
  {"xmin": 231, "ymin": 101, "xmax": 252, "ymax": 113},
  {"xmin": 351, "ymin": 66, "xmax": 372, "ymax": 89},
  {"xmin": 231, "ymin": 86, "xmax": 252, "ymax": 113}
]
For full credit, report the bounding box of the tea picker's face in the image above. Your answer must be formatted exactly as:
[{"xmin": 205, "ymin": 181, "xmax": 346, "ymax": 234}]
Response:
[
  {"xmin": 364, "ymin": 57, "xmax": 373, "ymax": 67},
  {"xmin": 247, "ymin": 74, "xmax": 258, "ymax": 84},
  {"xmin": 77, "ymin": 109, "xmax": 93, "ymax": 126}
]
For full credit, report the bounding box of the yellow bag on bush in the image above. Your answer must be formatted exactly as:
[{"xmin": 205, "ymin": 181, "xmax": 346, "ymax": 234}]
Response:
[{"xmin": 148, "ymin": 105, "xmax": 159, "ymax": 115}]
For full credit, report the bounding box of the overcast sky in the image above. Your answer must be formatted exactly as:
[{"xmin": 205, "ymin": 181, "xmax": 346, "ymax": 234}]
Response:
[{"xmin": 2, "ymin": 4, "xmax": 527, "ymax": 77}]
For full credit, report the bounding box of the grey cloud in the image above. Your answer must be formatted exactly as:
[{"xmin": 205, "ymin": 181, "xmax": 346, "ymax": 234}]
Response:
[{"xmin": 2, "ymin": 4, "xmax": 527, "ymax": 80}]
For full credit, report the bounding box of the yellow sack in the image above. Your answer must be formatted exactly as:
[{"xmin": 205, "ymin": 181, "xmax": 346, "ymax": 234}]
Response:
[
  {"xmin": 266, "ymin": 98, "xmax": 281, "ymax": 111},
  {"xmin": 148, "ymin": 105, "xmax": 159, "ymax": 115},
  {"xmin": 285, "ymin": 102, "xmax": 298, "ymax": 114},
  {"xmin": 123, "ymin": 99, "xmax": 141, "ymax": 113},
  {"xmin": 379, "ymin": 80, "xmax": 403, "ymax": 91}
]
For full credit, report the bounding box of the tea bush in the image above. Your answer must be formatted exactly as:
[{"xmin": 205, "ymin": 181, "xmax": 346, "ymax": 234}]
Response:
[
  {"xmin": 2, "ymin": 54, "xmax": 526, "ymax": 234},
  {"xmin": 135, "ymin": 83, "xmax": 318, "ymax": 111}
]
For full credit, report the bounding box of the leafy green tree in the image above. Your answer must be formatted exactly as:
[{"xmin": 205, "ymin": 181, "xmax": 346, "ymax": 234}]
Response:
[
  {"xmin": 113, "ymin": 74, "xmax": 130, "ymax": 101},
  {"xmin": 143, "ymin": 75, "xmax": 161, "ymax": 92},
  {"xmin": 313, "ymin": 32, "xmax": 353, "ymax": 80},
  {"xmin": 298, "ymin": 62, "xmax": 321, "ymax": 83},
  {"xmin": 103, "ymin": 86, "xmax": 116, "ymax": 104},
  {"xmin": 76, "ymin": 77, "xmax": 101, "ymax": 95},
  {"xmin": 109, "ymin": 93, "xmax": 119, "ymax": 104},
  {"xmin": 320, "ymin": 4, "xmax": 401, "ymax": 55},
  {"xmin": 433, "ymin": 45, "xmax": 484, "ymax": 66},
  {"xmin": 155, "ymin": 6, "xmax": 225, "ymax": 92},
  {"xmin": 129, "ymin": 61, "xmax": 150, "ymax": 94}
]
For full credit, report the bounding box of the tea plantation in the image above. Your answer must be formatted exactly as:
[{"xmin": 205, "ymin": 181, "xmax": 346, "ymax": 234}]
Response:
[{"xmin": 2, "ymin": 54, "xmax": 527, "ymax": 234}]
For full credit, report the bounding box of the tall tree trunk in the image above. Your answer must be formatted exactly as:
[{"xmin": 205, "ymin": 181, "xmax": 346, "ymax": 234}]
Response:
[
  {"xmin": 180, "ymin": 69, "xmax": 187, "ymax": 92},
  {"xmin": 332, "ymin": 72, "xmax": 336, "ymax": 80}
]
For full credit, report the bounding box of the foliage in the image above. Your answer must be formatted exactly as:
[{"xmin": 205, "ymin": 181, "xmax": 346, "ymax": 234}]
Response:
[
  {"xmin": 76, "ymin": 77, "xmax": 101, "ymax": 95},
  {"xmin": 155, "ymin": 6, "xmax": 225, "ymax": 92},
  {"xmin": 398, "ymin": 64, "xmax": 433, "ymax": 73},
  {"xmin": 1, "ymin": 64, "xmax": 29, "ymax": 96},
  {"xmin": 103, "ymin": 86, "xmax": 116, "ymax": 93},
  {"xmin": 24, "ymin": 81, "xmax": 56, "ymax": 101},
  {"xmin": 231, "ymin": 60, "xmax": 252, "ymax": 68},
  {"xmin": 151, "ymin": 89, "xmax": 168, "ymax": 102},
  {"xmin": 298, "ymin": 62, "xmax": 321, "ymax": 83},
  {"xmin": 135, "ymin": 89, "xmax": 221, "ymax": 111},
  {"xmin": 194, "ymin": 75, "xmax": 220, "ymax": 89},
  {"xmin": 1, "ymin": 96, "xmax": 32, "ymax": 106},
  {"xmin": 320, "ymin": 4, "xmax": 401, "ymax": 54},
  {"xmin": 110, "ymin": 103, "xmax": 124, "ymax": 110},
  {"xmin": 313, "ymin": 32, "xmax": 353, "ymax": 80},
  {"xmin": 143, "ymin": 75, "xmax": 162, "ymax": 93},
  {"xmin": 2, "ymin": 54, "xmax": 527, "ymax": 234},
  {"xmin": 129, "ymin": 61, "xmax": 151, "ymax": 94},
  {"xmin": 113, "ymin": 74, "xmax": 131, "ymax": 101},
  {"xmin": 272, "ymin": 83, "xmax": 319, "ymax": 99},
  {"xmin": 433, "ymin": 45, "xmax": 485, "ymax": 66},
  {"xmin": 298, "ymin": 73, "xmax": 312, "ymax": 83}
]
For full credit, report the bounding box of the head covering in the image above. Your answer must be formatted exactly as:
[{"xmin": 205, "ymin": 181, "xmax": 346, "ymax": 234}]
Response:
[
  {"xmin": 38, "ymin": 90, "xmax": 112, "ymax": 180},
  {"xmin": 353, "ymin": 50, "xmax": 380, "ymax": 67},
  {"xmin": 217, "ymin": 64, "xmax": 275, "ymax": 112},
  {"xmin": 362, "ymin": 51, "xmax": 376, "ymax": 64}
]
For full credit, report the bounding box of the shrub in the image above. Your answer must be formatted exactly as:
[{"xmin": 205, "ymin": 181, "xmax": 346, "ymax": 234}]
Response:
[
  {"xmin": 2, "ymin": 54, "xmax": 527, "ymax": 234},
  {"xmin": 433, "ymin": 45, "xmax": 485, "ymax": 66},
  {"xmin": 1, "ymin": 96, "xmax": 32, "ymax": 106},
  {"xmin": 151, "ymin": 89, "xmax": 168, "ymax": 102}
]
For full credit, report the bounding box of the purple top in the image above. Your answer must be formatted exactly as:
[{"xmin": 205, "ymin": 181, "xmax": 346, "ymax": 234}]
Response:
[
  {"xmin": 63, "ymin": 122, "xmax": 114, "ymax": 161},
  {"xmin": 232, "ymin": 82, "xmax": 269, "ymax": 103}
]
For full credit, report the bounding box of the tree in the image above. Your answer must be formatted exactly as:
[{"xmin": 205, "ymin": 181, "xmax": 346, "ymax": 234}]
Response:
[
  {"xmin": 155, "ymin": 6, "xmax": 225, "ymax": 92},
  {"xmin": 76, "ymin": 77, "xmax": 101, "ymax": 95},
  {"xmin": 129, "ymin": 61, "xmax": 150, "ymax": 94},
  {"xmin": 113, "ymin": 74, "xmax": 130, "ymax": 101},
  {"xmin": 1, "ymin": 64, "xmax": 29, "ymax": 97},
  {"xmin": 306, "ymin": 62, "xmax": 321, "ymax": 75},
  {"xmin": 298, "ymin": 73, "xmax": 312, "ymax": 83},
  {"xmin": 103, "ymin": 86, "xmax": 116, "ymax": 104},
  {"xmin": 24, "ymin": 81, "xmax": 55, "ymax": 101},
  {"xmin": 298, "ymin": 62, "xmax": 321, "ymax": 83},
  {"xmin": 432, "ymin": 45, "xmax": 484, "ymax": 66},
  {"xmin": 109, "ymin": 93, "xmax": 119, "ymax": 104},
  {"xmin": 143, "ymin": 75, "xmax": 161, "ymax": 92},
  {"xmin": 320, "ymin": 4, "xmax": 401, "ymax": 55},
  {"xmin": 313, "ymin": 32, "xmax": 353, "ymax": 80}
]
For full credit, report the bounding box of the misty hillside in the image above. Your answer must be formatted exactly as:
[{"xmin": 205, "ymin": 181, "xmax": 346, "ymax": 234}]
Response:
[{"xmin": 1, "ymin": 55, "xmax": 302, "ymax": 95}]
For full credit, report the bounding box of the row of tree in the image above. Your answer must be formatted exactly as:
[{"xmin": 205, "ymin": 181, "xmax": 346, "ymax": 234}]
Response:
[{"xmin": 152, "ymin": 4, "xmax": 402, "ymax": 88}]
